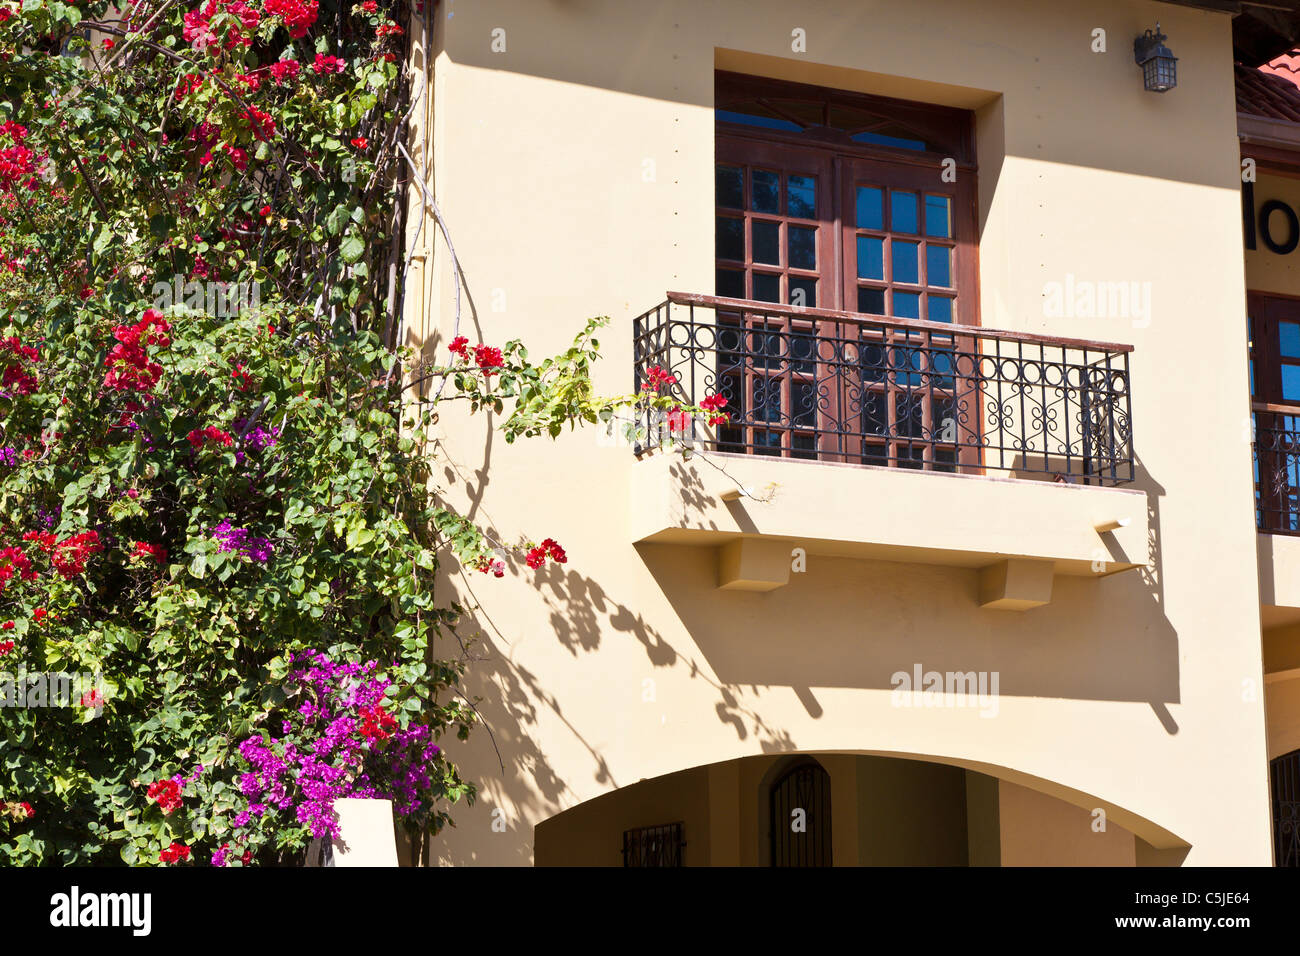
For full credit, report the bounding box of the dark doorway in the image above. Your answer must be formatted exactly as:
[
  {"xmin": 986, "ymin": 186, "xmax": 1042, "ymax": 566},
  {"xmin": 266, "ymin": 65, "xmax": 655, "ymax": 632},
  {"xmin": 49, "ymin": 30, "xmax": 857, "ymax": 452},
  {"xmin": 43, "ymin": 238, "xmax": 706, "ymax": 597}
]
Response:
[
  {"xmin": 1272, "ymin": 748, "xmax": 1300, "ymax": 866},
  {"xmin": 769, "ymin": 760, "xmax": 833, "ymax": 867}
]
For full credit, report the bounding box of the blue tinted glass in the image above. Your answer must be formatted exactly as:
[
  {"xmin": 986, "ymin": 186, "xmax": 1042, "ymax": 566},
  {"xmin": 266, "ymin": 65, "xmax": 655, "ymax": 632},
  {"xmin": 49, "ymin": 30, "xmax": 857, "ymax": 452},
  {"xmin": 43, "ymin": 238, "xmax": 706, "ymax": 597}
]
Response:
[
  {"xmin": 788, "ymin": 226, "xmax": 816, "ymax": 270},
  {"xmin": 858, "ymin": 287, "xmax": 885, "ymax": 315},
  {"xmin": 716, "ymin": 216, "xmax": 743, "ymax": 261},
  {"xmin": 752, "ymin": 220, "xmax": 780, "ymax": 265},
  {"xmin": 930, "ymin": 349, "xmax": 955, "ymax": 389},
  {"xmin": 788, "ymin": 176, "xmax": 816, "ymax": 219},
  {"xmin": 891, "ymin": 191, "xmax": 918, "ymax": 233},
  {"xmin": 851, "ymin": 131, "xmax": 927, "ymax": 151},
  {"xmin": 929, "ymin": 296, "xmax": 953, "ymax": 323},
  {"xmin": 752, "ymin": 170, "xmax": 780, "ymax": 214},
  {"xmin": 716, "ymin": 165, "xmax": 743, "ymax": 209},
  {"xmin": 716, "ymin": 110, "xmax": 802, "ymax": 133},
  {"xmin": 1282, "ymin": 322, "xmax": 1300, "ymax": 358},
  {"xmin": 716, "ymin": 268, "xmax": 744, "ymax": 299},
  {"xmin": 892, "ymin": 241, "xmax": 919, "ymax": 285},
  {"xmin": 752, "ymin": 273, "xmax": 780, "ymax": 303},
  {"xmin": 925, "ymin": 195, "xmax": 951, "ymax": 238},
  {"xmin": 857, "ymin": 236, "xmax": 884, "ymax": 280},
  {"xmin": 894, "ymin": 291, "xmax": 920, "ymax": 319},
  {"xmin": 856, "ymin": 186, "xmax": 883, "ymax": 230},
  {"xmin": 788, "ymin": 276, "xmax": 816, "ymax": 308},
  {"xmin": 1283, "ymin": 364, "xmax": 1300, "ymax": 401},
  {"xmin": 927, "ymin": 245, "xmax": 951, "ymax": 287}
]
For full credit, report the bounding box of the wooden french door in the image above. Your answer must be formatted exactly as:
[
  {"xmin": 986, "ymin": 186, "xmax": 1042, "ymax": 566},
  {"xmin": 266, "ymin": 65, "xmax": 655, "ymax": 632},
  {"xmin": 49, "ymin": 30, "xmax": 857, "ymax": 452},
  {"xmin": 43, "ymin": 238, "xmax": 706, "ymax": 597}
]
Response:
[
  {"xmin": 839, "ymin": 158, "xmax": 979, "ymax": 471},
  {"xmin": 715, "ymin": 130, "xmax": 979, "ymax": 468},
  {"xmin": 715, "ymin": 137, "xmax": 838, "ymax": 459},
  {"xmin": 1248, "ymin": 291, "xmax": 1300, "ymax": 531}
]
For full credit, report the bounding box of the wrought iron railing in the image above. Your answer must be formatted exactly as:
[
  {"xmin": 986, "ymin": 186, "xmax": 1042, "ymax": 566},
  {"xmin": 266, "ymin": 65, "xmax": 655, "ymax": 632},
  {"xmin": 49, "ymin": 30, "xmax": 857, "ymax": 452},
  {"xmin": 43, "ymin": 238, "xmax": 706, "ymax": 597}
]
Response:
[
  {"xmin": 622, "ymin": 822, "xmax": 685, "ymax": 867},
  {"xmin": 1254, "ymin": 402, "xmax": 1300, "ymax": 534},
  {"xmin": 633, "ymin": 292, "xmax": 1135, "ymax": 485}
]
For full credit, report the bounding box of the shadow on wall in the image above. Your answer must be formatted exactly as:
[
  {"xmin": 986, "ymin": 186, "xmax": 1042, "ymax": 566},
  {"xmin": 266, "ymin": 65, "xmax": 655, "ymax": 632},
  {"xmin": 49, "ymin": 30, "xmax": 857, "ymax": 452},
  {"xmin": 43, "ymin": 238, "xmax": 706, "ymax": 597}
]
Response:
[
  {"xmin": 640, "ymin": 451, "xmax": 1177, "ymax": 709},
  {"xmin": 428, "ymin": 436, "xmax": 1181, "ymax": 863},
  {"xmin": 428, "ymin": 538, "xmax": 800, "ymax": 865}
]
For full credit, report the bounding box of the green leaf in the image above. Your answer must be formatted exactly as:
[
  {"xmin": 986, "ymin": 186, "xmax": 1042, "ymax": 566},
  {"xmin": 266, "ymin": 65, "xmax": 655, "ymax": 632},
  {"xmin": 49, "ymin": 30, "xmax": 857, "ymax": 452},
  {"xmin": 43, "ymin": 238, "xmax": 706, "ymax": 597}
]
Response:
[{"xmin": 339, "ymin": 234, "xmax": 364, "ymax": 263}]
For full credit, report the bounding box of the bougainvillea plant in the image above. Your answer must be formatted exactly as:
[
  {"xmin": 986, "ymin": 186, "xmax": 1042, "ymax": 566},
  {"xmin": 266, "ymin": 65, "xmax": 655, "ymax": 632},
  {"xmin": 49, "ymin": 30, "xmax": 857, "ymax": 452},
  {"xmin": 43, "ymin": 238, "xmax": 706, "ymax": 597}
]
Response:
[{"xmin": 0, "ymin": 0, "xmax": 724, "ymax": 865}]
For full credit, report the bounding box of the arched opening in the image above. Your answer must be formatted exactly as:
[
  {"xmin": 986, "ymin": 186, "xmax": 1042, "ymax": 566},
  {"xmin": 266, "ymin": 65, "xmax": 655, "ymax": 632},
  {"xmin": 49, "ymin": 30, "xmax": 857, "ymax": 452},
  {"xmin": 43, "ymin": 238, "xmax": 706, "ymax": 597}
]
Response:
[
  {"xmin": 767, "ymin": 757, "xmax": 832, "ymax": 867},
  {"xmin": 532, "ymin": 751, "xmax": 1172, "ymax": 866},
  {"xmin": 1272, "ymin": 747, "xmax": 1300, "ymax": 866}
]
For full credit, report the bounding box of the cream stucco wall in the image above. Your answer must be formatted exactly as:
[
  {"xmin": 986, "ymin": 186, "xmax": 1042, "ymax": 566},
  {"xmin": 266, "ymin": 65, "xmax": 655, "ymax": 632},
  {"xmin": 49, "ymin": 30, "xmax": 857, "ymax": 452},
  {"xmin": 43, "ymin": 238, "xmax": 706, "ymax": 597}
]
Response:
[{"xmin": 404, "ymin": 0, "xmax": 1273, "ymax": 865}]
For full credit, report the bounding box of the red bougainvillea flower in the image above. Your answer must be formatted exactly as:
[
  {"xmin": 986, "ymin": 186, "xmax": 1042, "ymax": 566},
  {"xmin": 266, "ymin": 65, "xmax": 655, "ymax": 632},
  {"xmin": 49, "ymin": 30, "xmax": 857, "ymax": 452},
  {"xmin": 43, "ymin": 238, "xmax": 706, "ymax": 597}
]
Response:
[
  {"xmin": 241, "ymin": 106, "xmax": 277, "ymax": 142},
  {"xmin": 159, "ymin": 842, "xmax": 191, "ymax": 864},
  {"xmin": 188, "ymin": 426, "xmax": 235, "ymax": 450},
  {"xmin": 361, "ymin": 0, "xmax": 376, "ymax": 10},
  {"xmin": 0, "ymin": 335, "xmax": 39, "ymax": 395},
  {"xmin": 525, "ymin": 537, "xmax": 568, "ymax": 570},
  {"xmin": 264, "ymin": 0, "xmax": 319, "ymax": 38},
  {"xmin": 0, "ymin": 640, "xmax": 13, "ymax": 656},
  {"xmin": 448, "ymin": 335, "xmax": 469, "ymax": 359},
  {"xmin": 132, "ymin": 542, "xmax": 168, "ymax": 564},
  {"xmin": 259, "ymin": 204, "xmax": 272, "ymax": 217},
  {"xmin": 312, "ymin": 53, "xmax": 346, "ymax": 75},
  {"xmin": 1, "ymin": 621, "xmax": 12, "ymax": 630},
  {"xmin": 231, "ymin": 364, "xmax": 251, "ymax": 390},
  {"xmin": 80, "ymin": 688, "xmax": 104, "ymax": 708},
  {"xmin": 102, "ymin": 38, "xmax": 114, "ymax": 50},
  {"xmin": 31, "ymin": 532, "xmax": 103, "ymax": 580},
  {"xmin": 0, "ymin": 801, "xmax": 33, "ymax": 820},
  {"xmin": 32, "ymin": 608, "xmax": 49, "ymax": 624},
  {"xmin": 376, "ymin": 22, "xmax": 403, "ymax": 38},
  {"xmin": 0, "ymin": 140, "xmax": 34, "ymax": 193},
  {"xmin": 666, "ymin": 407, "xmax": 691, "ymax": 433},
  {"xmin": 641, "ymin": 364, "xmax": 678, "ymax": 392},
  {"xmin": 350, "ymin": 137, "xmax": 368, "ymax": 150},
  {"xmin": 699, "ymin": 392, "xmax": 729, "ymax": 425},
  {"xmin": 224, "ymin": 145, "xmax": 248, "ymax": 171},
  {"xmin": 146, "ymin": 779, "xmax": 183, "ymax": 814},
  {"xmin": 267, "ymin": 58, "xmax": 301, "ymax": 84},
  {"xmin": 183, "ymin": 0, "xmax": 259, "ymax": 52},
  {"xmin": 174, "ymin": 73, "xmax": 204, "ymax": 100},
  {"xmin": 475, "ymin": 556, "xmax": 504, "ymax": 578},
  {"xmin": 358, "ymin": 704, "xmax": 397, "ymax": 741},
  {"xmin": 0, "ymin": 545, "xmax": 37, "ymax": 590},
  {"xmin": 472, "ymin": 344, "xmax": 503, "ymax": 373},
  {"xmin": 104, "ymin": 309, "xmax": 171, "ymax": 393}
]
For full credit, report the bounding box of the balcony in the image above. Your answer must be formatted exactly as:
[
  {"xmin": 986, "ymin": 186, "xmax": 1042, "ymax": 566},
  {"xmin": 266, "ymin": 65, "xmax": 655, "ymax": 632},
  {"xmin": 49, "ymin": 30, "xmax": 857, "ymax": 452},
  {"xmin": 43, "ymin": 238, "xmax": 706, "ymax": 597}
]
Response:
[
  {"xmin": 633, "ymin": 292, "xmax": 1134, "ymax": 484},
  {"xmin": 1255, "ymin": 403, "xmax": 1300, "ymax": 535},
  {"xmin": 1254, "ymin": 403, "xmax": 1300, "ymax": 621},
  {"xmin": 630, "ymin": 293, "xmax": 1145, "ymax": 606}
]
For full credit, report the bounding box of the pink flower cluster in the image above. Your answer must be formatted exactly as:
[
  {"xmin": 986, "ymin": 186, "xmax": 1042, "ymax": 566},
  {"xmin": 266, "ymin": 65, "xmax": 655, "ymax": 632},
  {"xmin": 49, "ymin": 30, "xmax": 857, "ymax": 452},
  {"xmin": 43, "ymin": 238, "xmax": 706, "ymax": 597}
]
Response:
[
  {"xmin": 229, "ymin": 651, "xmax": 448, "ymax": 847},
  {"xmin": 183, "ymin": 0, "xmax": 260, "ymax": 52},
  {"xmin": 312, "ymin": 53, "xmax": 346, "ymax": 75},
  {"xmin": 641, "ymin": 364, "xmax": 678, "ymax": 392}
]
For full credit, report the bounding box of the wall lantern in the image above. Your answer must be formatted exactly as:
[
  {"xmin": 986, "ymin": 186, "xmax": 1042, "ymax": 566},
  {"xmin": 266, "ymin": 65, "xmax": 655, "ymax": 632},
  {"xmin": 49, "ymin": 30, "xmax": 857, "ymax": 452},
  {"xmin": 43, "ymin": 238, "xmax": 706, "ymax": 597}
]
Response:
[{"xmin": 1134, "ymin": 23, "xmax": 1178, "ymax": 92}]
